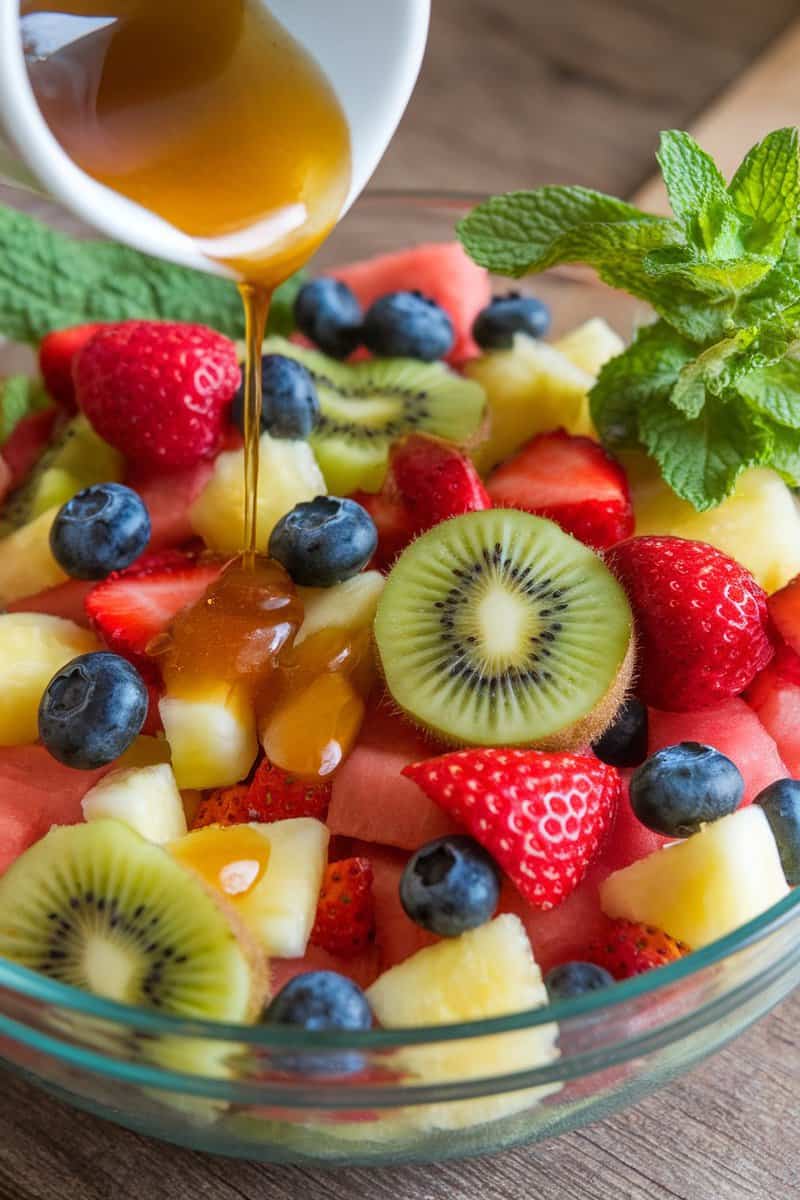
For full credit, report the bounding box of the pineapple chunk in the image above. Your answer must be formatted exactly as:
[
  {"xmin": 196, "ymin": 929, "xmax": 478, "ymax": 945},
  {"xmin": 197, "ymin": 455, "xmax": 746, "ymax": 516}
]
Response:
[
  {"xmin": 295, "ymin": 571, "xmax": 385, "ymax": 646},
  {"xmin": 82, "ymin": 764, "xmax": 188, "ymax": 844},
  {"xmin": 554, "ymin": 318, "xmax": 624, "ymax": 378},
  {"xmin": 466, "ymin": 334, "xmax": 595, "ymax": 473},
  {"xmin": 170, "ymin": 818, "xmax": 329, "ymax": 958},
  {"xmin": 190, "ymin": 431, "xmax": 325, "ymax": 555},
  {"xmin": 113, "ymin": 735, "xmax": 171, "ymax": 770},
  {"xmin": 0, "ymin": 507, "xmax": 67, "ymax": 604},
  {"xmin": 0, "ymin": 613, "xmax": 99, "ymax": 743},
  {"xmin": 366, "ymin": 915, "xmax": 559, "ymax": 1131},
  {"xmin": 600, "ymin": 807, "xmax": 789, "ymax": 948},
  {"xmin": 629, "ymin": 457, "xmax": 800, "ymax": 594},
  {"xmin": 159, "ymin": 683, "xmax": 258, "ymax": 789}
]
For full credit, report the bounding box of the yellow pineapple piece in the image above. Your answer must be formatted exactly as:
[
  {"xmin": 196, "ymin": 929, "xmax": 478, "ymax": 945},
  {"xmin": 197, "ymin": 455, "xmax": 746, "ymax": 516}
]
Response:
[
  {"xmin": 190, "ymin": 431, "xmax": 325, "ymax": 555},
  {"xmin": 366, "ymin": 915, "xmax": 559, "ymax": 1131},
  {"xmin": 169, "ymin": 818, "xmax": 329, "ymax": 958},
  {"xmin": 113, "ymin": 735, "xmax": 171, "ymax": 770},
  {"xmin": 600, "ymin": 807, "xmax": 789, "ymax": 948},
  {"xmin": 0, "ymin": 613, "xmax": 99, "ymax": 743},
  {"xmin": 554, "ymin": 318, "xmax": 624, "ymax": 377},
  {"xmin": 159, "ymin": 682, "xmax": 258, "ymax": 789},
  {"xmin": 629, "ymin": 456, "xmax": 800, "ymax": 593},
  {"xmin": 295, "ymin": 570, "xmax": 385, "ymax": 646},
  {"xmin": 466, "ymin": 334, "xmax": 595, "ymax": 473},
  {"xmin": 82, "ymin": 763, "xmax": 188, "ymax": 844},
  {"xmin": 0, "ymin": 507, "xmax": 67, "ymax": 604}
]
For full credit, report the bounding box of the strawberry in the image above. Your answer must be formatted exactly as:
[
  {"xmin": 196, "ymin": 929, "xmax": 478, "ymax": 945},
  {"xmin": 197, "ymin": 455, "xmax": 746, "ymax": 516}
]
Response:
[
  {"xmin": 388, "ymin": 433, "xmax": 491, "ymax": 533},
  {"xmin": 310, "ymin": 857, "xmax": 375, "ymax": 958},
  {"xmin": 84, "ymin": 549, "xmax": 224, "ymax": 664},
  {"xmin": 487, "ymin": 429, "xmax": 634, "ymax": 550},
  {"xmin": 39, "ymin": 323, "xmax": 104, "ymax": 410},
  {"xmin": 1, "ymin": 407, "xmax": 59, "ymax": 490},
  {"xmin": 192, "ymin": 758, "xmax": 331, "ymax": 828},
  {"xmin": 588, "ymin": 919, "xmax": 689, "ymax": 980},
  {"xmin": 606, "ymin": 535, "xmax": 773, "ymax": 712},
  {"xmin": 350, "ymin": 489, "xmax": 414, "ymax": 572},
  {"xmin": 75, "ymin": 321, "xmax": 241, "ymax": 470},
  {"xmin": 403, "ymin": 748, "xmax": 621, "ymax": 910}
]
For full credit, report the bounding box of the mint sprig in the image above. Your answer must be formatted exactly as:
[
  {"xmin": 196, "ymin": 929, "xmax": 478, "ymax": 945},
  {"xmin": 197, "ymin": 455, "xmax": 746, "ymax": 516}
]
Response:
[
  {"xmin": 0, "ymin": 206, "xmax": 305, "ymax": 345},
  {"xmin": 0, "ymin": 374, "xmax": 51, "ymax": 445},
  {"xmin": 458, "ymin": 127, "xmax": 800, "ymax": 510}
]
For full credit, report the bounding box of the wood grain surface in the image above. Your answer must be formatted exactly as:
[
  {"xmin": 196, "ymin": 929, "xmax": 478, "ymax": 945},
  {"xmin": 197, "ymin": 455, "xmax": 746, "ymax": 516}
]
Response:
[{"xmin": 3, "ymin": 2, "xmax": 800, "ymax": 1197}]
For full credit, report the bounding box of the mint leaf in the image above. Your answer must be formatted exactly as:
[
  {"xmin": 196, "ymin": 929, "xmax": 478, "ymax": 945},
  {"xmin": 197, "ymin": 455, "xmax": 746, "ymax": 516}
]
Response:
[
  {"xmin": 590, "ymin": 320, "xmax": 695, "ymax": 447},
  {"xmin": 657, "ymin": 131, "xmax": 741, "ymax": 256},
  {"xmin": 764, "ymin": 420, "xmax": 800, "ymax": 484},
  {"xmin": 0, "ymin": 375, "xmax": 51, "ymax": 445},
  {"xmin": 639, "ymin": 391, "xmax": 772, "ymax": 509},
  {"xmin": 456, "ymin": 187, "xmax": 677, "ymax": 277},
  {"xmin": 736, "ymin": 358, "xmax": 800, "ymax": 428},
  {"xmin": 728, "ymin": 127, "xmax": 800, "ymax": 256},
  {"xmin": 643, "ymin": 245, "xmax": 774, "ymax": 298},
  {"xmin": 0, "ymin": 206, "xmax": 305, "ymax": 344}
]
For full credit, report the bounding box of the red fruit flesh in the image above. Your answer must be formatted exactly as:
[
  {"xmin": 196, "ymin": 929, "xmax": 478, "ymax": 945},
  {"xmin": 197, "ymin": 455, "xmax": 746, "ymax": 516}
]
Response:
[
  {"xmin": 310, "ymin": 857, "xmax": 375, "ymax": 959},
  {"xmin": 1, "ymin": 407, "xmax": 59, "ymax": 490},
  {"xmin": 487, "ymin": 430, "xmax": 634, "ymax": 550},
  {"xmin": 271, "ymin": 943, "xmax": 381, "ymax": 994},
  {"xmin": 600, "ymin": 770, "xmax": 669, "ymax": 873},
  {"xmin": 389, "ymin": 433, "xmax": 490, "ymax": 533},
  {"xmin": 768, "ymin": 573, "xmax": 800, "ymax": 657},
  {"xmin": 350, "ymin": 840, "xmax": 438, "ymax": 972},
  {"xmin": 648, "ymin": 698, "xmax": 786, "ymax": 805},
  {"xmin": 746, "ymin": 642, "xmax": 800, "ymax": 778},
  {"xmin": 7, "ymin": 579, "xmax": 94, "ymax": 626},
  {"xmin": 126, "ymin": 459, "xmax": 217, "ymax": 552},
  {"xmin": 39, "ymin": 323, "xmax": 103, "ymax": 410},
  {"xmin": 332, "ymin": 243, "xmax": 491, "ymax": 364},
  {"xmin": 75, "ymin": 321, "xmax": 240, "ymax": 470},
  {"xmin": 500, "ymin": 863, "xmax": 613, "ymax": 975},
  {"xmin": 606, "ymin": 536, "xmax": 773, "ymax": 711},
  {"xmin": 350, "ymin": 489, "xmax": 414, "ymax": 572}
]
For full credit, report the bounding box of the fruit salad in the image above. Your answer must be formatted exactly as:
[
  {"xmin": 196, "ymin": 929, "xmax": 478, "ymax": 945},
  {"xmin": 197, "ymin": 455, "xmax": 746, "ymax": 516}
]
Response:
[{"xmin": 1, "ymin": 129, "xmax": 800, "ymax": 1135}]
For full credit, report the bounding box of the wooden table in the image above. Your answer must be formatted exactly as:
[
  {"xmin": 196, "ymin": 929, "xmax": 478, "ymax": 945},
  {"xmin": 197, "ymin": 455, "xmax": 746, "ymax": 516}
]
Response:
[{"xmin": 3, "ymin": 2, "xmax": 800, "ymax": 1196}]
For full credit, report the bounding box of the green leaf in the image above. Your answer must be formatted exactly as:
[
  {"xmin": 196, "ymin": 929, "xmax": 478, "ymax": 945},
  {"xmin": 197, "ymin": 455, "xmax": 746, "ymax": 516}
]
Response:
[
  {"xmin": 657, "ymin": 131, "xmax": 741, "ymax": 256},
  {"xmin": 590, "ymin": 320, "xmax": 695, "ymax": 447},
  {"xmin": 456, "ymin": 187, "xmax": 678, "ymax": 277},
  {"xmin": 0, "ymin": 205, "xmax": 305, "ymax": 345},
  {"xmin": 764, "ymin": 420, "xmax": 800, "ymax": 484},
  {"xmin": 0, "ymin": 375, "xmax": 51, "ymax": 446},
  {"xmin": 736, "ymin": 357, "xmax": 800, "ymax": 428},
  {"xmin": 643, "ymin": 245, "xmax": 774, "ymax": 298},
  {"xmin": 728, "ymin": 127, "xmax": 800, "ymax": 256},
  {"xmin": 638, "ymin": 391, "xmax": 772, "ymax": 509}
]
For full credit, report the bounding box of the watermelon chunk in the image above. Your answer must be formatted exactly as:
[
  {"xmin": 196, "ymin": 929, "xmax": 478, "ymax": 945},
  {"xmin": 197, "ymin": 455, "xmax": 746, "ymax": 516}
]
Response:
[
  {"xmin": 500, "ymin": 864, "xmax": 613, "ymax": 975},
  {"xmin": 0, "ymin": 457, "xmax": 11, "ymax": 507},
  {"xmin": 327, "ymin": 705, "xmax": 457, "ymax": 851},
  {"xmin": 350, "ymin": 839, "xmax": 438, "ymax": 972},
  {"xmin": 600, "ymin": 770, "xmax": 669, "ymax": 873},
  {"xmin": 648, "ymin": 698, "xmax": 787, "ymax": 805},
  {"xmin": 271, "ymin": 943, "xmax": 381, "ymax": 994},
  {"xmin": 768, "ymin": 572, "xmax": 800, "ymax": 657},
  {"xmin": 0, "ymin": 745, "xmax": 109, "ymax": 874},
  {"xmin": 127, "ymin": 459, "xmax": 216, "ymax": 552},
  {"xmin": 8, "ymin": 578, "xmax": 94, "ymax": 626},
  {"xmin": 331, "ymin": 243, "xmax": 491, "ymax": 365},
  {"xmin": 2, "ymin": 408, "xmax": 59, "ymax": 491},
  {"xmin": 746, "ymin": 641, "xmax": 800, "ymax": 778}
]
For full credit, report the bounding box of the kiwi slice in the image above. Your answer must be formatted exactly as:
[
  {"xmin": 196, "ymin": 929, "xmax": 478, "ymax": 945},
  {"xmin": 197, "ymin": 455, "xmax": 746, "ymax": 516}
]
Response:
[
  {"xmin": 259, "ymin": 336, "xmax": 486, "ymax": 495},
  {"xmin": 0, "ymin": 415, "xmax": 124, "ymax": 535},
  {"xmin": 0, "ymin": 820, "xmax": 266, "ymax": 1023},
  {"xmin": 374, "ymin": 509, "xmax": 634, "ymax": 749}
]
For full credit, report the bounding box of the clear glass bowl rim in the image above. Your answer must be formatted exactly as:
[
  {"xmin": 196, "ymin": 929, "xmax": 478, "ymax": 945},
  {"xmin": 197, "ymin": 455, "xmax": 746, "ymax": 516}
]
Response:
[{"xmin": 0, "ymin": 189, "xmax": 797, "ymax": 1059}]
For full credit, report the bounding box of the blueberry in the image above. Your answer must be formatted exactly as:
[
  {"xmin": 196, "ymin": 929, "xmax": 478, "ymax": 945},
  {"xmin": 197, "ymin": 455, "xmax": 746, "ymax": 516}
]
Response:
[
  {"xmin": 49, "ymin": 483, "xmax": 151, "ymax": 580},
  {"xmin": 629, "ymin": 742, "xmax": 743, "ymax": 838},
  {"xmin": 231, "ymin": 354, "xmax": 320, "ymax": 440},
  {"xmin": 263, "ymin": 970, "xmax": 372, "ymax": 1075},
  {"xmin": 362, "ymin": 291, "xmax": 454, "ymax": 361},
  {"xmin": 472, "ymin": 292, "xmax": 551, "ymax": 350},
  {"xmin": 400, "ymin": 835, "xmax": 501, "ymax": 937},
  {"xmin": 592, "ymin": 698, "xmax": 649, "ymax": 768},
  {"xmin": 545, "ymin": 961, "xmax": 615, "ymax": 1002},
  {"xmin": 755, "ymin": 779, "xmax": 800, "ymax": 885},
  {"xmin": 38, "ymin": 652, "xmax": 148, "ymax": 770},
  {"xmin": 268, "ymin": 496, "xmax": 377, "ymax": 587},
  {"xmin": 294, "ymin": 278, "xmax": 363, "ymax": 359}
]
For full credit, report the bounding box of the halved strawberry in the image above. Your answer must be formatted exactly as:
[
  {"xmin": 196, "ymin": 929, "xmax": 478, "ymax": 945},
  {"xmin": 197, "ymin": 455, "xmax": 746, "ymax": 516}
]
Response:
[
  {"xmin": 192, "ymin": 758, "xmax": 331, "ymax": 828},
  {"xmin": 587, "ymin": 918, "xmax": 689, "ymax": 979},
  {"xmin": 84, "ymin": 549, "xmax": 224, "ymax": 663},
  {"xmin": 39, "ymin": 323, "xmax": 104, "ymax": 411},
  {"xmin": 310, "ymin": 857, "xmax": 375, "ymax": 958},
  {"xmin": 486, "ymin": 429, "xmax": 634, "ymax": 550},
  {"xmin": 389, "ymin": 433, "xmax": 490, "ymax": 533}
]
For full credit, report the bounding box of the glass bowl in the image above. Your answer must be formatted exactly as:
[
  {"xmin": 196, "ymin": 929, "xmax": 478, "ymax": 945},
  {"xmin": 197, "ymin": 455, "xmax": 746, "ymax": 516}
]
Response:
[{"xmin": 1, "ymin": 192, "xmax": 799, "ymax": 1166}]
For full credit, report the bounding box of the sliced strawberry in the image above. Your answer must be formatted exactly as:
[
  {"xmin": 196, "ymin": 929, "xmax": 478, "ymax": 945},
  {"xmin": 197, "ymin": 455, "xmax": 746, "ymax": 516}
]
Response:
[
  {"xmin": 84, "ymin": 550, "xmax": 224, "ymax": 663},
  {"xmin": 310, "ymin": 857, "xmax": 375, "ymax": 958},
  {"xmin": 587, "ymin": 918, "xmax": 689, "ymax": 980},
  {"xmin": 1, "ymin": 407, "xmax": 59, "ymax": 490},
  {"xmin": 487, "ymin": 429, "xmax": 634, "ymax": 550},
  {"xmin": 404, "ymin": 748, "xmax": 621, "ymax": 910},
  {"xmin": 192, "ymin": 758, "xmax": 331, "ymax": 829},
  {"xmin": 389, "ymin": 433, "xmax": 490, "ymax": 533},
  {"xmin": 39, "ymin": 323, "xmax": 104, "ymax": 410}
]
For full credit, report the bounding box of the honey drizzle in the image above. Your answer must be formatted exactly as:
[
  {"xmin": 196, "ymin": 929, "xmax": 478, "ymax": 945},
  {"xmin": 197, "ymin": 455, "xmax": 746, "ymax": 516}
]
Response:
[{"xmin": 238, "ymin": 283, "xmax": 272, "ymax": 560}]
